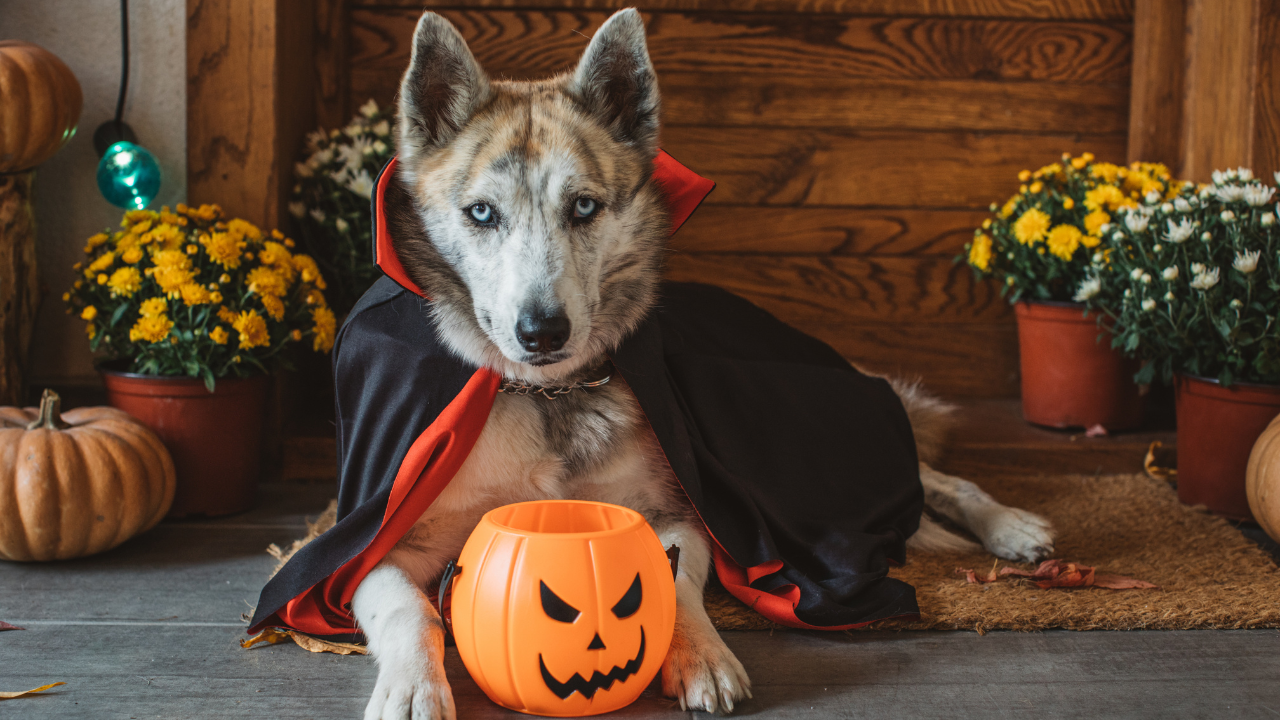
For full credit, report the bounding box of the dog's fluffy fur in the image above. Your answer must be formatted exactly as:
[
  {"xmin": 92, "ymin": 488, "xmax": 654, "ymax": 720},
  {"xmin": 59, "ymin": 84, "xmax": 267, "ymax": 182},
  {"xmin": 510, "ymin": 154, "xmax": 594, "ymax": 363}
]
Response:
[{"xmin": 351, "ymin": 10, "xmax": 1055, "ymax": 719}]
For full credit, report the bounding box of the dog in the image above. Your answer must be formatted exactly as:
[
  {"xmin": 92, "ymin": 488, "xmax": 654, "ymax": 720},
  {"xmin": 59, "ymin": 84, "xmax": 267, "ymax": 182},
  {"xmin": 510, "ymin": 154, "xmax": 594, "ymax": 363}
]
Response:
[{"xmin": 350, "ymin": 9, "xmax": 1055, "ymax": 719}]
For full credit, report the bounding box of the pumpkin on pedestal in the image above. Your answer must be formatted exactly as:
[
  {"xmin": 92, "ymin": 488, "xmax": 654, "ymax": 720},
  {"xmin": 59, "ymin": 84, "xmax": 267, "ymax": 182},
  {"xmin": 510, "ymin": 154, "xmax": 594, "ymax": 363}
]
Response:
[
  {"xmin": 0, "ymin": 390, "xmax": 175, "ymax": 561},
  {"xmin": 0, "ymin": 40, "xmax": 83, "ymax": 406},
  {"xmin": 1247, "ymin": 413, "xmax": 1280, "ymax": 542}
]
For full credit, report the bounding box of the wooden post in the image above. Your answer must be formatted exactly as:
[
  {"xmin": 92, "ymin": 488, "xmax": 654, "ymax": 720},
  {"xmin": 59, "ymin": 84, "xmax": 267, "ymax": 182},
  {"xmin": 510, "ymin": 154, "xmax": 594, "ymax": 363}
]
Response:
[
  {"xmin": 0, "ymin": 171, "xmax": 39, "ymax": 407},
  {"xmin": 1128, "ymin": 0, "xmax": 1186, "ymax": 169}
]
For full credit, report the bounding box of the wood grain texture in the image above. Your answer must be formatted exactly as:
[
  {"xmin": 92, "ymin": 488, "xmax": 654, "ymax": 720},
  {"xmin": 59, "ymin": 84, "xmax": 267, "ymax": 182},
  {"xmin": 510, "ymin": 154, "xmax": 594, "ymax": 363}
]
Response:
[
  {"xmin": 352, "ymin": 0, "xmax": 1134, "ymax": 20},
  {"xmin": 187, "ymin": 0, "xmax": 282, "ymax": 227},
  {"xmin": 671, "ymin": 206, "xmax": 989, "ymax": 255},
  {"xmin": 659, "ymin": 127, "xmax": 1128, "ymax": 207},
  {"xmin": 312, "ymin": 0, "xmax": 350, "ymax": 133},
  {"xmin": 0, "ymin": 172, "xmax": 38, "ymax": 407},
  {"xmin": 1250, "ymin": 0, "xmax": 1280, "ymax": 182},
  {"xmin": 1179, "ymin": 0, "xmax": 1261, "ymax": 182},
  {"xmin": 351, "ymin": 10, "xmax": 1133, "ymax": 86},
  {"xmin": 1127, "ymin": 0, "xmax": 1185, "ymax": 169}
]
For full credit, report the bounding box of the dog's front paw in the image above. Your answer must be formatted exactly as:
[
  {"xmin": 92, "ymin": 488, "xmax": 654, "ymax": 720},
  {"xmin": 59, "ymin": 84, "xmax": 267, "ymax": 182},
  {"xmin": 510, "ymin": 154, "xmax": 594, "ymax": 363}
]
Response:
[
  {"xmin": 364, "ymin": 666, "xmax": 455, "ymax": 720},
  {"xmin": 977, "ymin": 506, "xmax": 1055, "ymax": 562},
  {"xmin": 662, "ymin": 628, "xmax": 752, "ymax": 714}
]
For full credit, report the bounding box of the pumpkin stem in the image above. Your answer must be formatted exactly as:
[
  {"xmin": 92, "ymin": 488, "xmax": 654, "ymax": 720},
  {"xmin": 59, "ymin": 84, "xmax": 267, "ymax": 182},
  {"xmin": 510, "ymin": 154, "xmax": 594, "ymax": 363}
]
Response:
[{"xmin": 27, "ymin": 389, "xmax": 71, "ymax": 430}]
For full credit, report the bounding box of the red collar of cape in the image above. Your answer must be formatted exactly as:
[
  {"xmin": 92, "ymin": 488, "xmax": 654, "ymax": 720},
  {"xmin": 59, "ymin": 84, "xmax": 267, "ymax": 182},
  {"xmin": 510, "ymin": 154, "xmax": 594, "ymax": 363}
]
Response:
[{"xmin": 248, "ymin": 151, "xmax": 921, "ymax": 640}]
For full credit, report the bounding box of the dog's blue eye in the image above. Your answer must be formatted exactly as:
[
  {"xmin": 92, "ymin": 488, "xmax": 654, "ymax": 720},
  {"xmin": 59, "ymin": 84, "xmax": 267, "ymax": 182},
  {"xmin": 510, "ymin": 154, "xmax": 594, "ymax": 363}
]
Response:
[
  {"xmin": 468, "ymin": 203, "xmax": 494, "ymax": 225},
  {"xmin": 573, "ymin": 197, "xmax": 597, "ymax": 219}
]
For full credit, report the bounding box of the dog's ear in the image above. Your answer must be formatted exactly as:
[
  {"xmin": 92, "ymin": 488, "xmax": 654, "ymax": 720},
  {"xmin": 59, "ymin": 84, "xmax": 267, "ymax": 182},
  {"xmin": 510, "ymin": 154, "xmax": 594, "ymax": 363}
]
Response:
[
  {"xmin": 397, "ymin": 12, "xmax": 490, "ymax": 164},
  {"xmin": 570, "ymin": 9, "xmax": 660, "ymax": 153}
]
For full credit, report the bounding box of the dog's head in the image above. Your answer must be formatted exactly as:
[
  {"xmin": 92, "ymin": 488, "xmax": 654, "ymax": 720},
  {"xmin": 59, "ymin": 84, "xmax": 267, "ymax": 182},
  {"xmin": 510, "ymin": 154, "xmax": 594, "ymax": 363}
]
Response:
[{"xmin": 388, "ymin": 9, "xmax": 667, "ymax": 383}]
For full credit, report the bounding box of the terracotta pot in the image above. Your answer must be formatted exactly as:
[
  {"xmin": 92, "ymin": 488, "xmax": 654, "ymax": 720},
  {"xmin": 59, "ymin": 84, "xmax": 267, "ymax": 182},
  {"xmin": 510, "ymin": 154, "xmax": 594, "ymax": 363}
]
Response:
[
  {"xmin": 99, "ymin": 366, "xmax": 268, "ymax": 517},
  {"xmin": 1175, "ymin": 374, "xmax": 1280, "ymax": 521},
  {"xmin": 1014, "ymin": 301, "xmax": 1143, "ymax": 430}
]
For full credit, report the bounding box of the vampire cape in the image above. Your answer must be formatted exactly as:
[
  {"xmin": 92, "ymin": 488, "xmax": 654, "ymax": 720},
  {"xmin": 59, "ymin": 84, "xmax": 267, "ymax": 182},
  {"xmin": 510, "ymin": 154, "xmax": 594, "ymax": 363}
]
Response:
[{"xmin": 250, "ymin": 151, "xmax": 924, "ymax": 638}]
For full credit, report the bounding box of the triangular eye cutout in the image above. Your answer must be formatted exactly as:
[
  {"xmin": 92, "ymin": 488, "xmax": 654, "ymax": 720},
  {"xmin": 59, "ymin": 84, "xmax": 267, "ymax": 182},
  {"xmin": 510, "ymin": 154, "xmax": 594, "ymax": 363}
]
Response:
[
  {"xmin": 540, "ymin": 581, "xmax": 581, "ymax": 623},
  {"xmin": 611, "ymin": 574, "xmax": 642, "ymax": 619}
]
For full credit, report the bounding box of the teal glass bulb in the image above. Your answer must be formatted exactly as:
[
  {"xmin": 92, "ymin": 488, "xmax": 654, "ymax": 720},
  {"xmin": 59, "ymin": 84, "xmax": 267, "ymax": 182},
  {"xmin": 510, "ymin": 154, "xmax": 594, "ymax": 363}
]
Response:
[{"xmin": 96, "ymin": 141, "xmax": 161, "ymax": 210}]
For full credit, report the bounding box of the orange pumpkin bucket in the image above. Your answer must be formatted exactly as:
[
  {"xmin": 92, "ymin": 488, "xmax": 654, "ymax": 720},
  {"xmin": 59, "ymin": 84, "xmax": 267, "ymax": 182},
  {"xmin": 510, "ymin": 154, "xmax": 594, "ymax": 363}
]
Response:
[{"xmin": 448, "ymin": 500, "xmax": 676, "ymax": 716}]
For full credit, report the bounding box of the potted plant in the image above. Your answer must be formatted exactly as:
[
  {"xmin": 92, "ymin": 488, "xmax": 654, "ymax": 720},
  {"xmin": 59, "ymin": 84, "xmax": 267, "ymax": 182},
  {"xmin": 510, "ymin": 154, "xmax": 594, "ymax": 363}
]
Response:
[
  {"xmin": 64, "ymin": 203, "xmax": 335, "ymax": 517},
  {"xmin": 1084, "ymin": 168, "xmax": 1280, "ymax": 520},
  {"xmin": 963, "ymin": 153, "xmax": 1176, "ymax": 430},
  {"xmin": 289, "ymin": 98, "xmax": 394, "ymax": 317}
]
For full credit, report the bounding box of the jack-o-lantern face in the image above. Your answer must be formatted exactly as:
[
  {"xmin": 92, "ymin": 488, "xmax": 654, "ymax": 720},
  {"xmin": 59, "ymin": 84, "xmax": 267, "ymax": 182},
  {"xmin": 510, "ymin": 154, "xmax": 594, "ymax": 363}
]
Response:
[{"xmin": 451, "ymin": 501, "xmax": 677, "ymax": 716}]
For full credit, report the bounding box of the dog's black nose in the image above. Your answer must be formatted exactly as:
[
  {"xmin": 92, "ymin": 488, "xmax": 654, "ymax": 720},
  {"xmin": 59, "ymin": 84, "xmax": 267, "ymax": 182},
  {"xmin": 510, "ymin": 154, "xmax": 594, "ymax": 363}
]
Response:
[{"xmin": 516, "ymin": 310, "xmax": 571, "ymax": 353}]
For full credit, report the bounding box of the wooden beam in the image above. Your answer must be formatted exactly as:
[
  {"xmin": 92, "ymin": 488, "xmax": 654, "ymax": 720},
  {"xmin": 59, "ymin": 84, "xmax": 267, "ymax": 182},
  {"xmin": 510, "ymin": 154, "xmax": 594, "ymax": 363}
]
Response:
[
  {"xmin": 1181, "ymin": 0, "xmax": 1263, "ymax": 181},
  {"xmin": 1128, "ymin": 0, "xmax": 1185, "ymax": 168}
]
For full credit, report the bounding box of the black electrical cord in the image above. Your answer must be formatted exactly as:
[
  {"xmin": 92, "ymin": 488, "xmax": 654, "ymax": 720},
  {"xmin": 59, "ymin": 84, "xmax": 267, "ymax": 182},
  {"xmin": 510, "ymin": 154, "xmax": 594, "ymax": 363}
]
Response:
[{"xmin": 94, "ymin": 0, "xmax": 137, "ymax": 156}]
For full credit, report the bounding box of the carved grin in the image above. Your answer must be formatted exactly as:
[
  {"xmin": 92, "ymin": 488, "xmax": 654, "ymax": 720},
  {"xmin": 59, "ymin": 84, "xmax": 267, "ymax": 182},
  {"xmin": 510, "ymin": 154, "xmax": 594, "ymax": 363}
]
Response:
[{"xmin": 538, "ymin": 627, "xmax": 646, "ymax": 699}]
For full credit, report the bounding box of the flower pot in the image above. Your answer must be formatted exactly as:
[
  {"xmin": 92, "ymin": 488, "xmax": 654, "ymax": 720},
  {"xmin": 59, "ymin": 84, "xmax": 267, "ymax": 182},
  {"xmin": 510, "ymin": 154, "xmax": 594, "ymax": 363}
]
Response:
[
  {"xmin": 1175, "ymin": 374, "xmax": 1280, "ymax": 521},
  {"xmin": 1014, "ymin": 301, "xmax": 1143, "ymax": 430},
  {"xmin": 99, "ymin": 365, "xmax": 268, "ymax": 517}
]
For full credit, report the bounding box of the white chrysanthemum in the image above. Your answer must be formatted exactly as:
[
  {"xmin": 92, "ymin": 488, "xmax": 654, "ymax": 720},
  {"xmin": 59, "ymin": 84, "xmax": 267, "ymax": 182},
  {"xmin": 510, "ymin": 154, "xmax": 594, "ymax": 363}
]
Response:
[
  {"xmin": 1142, "ymin": 298, "xmax": 1157, "ymax": 311},
  {"xmin": 1221, "ymin": 210, "xmax": 1237, "ymax": 222},
  {"xmin": 1216, "ymin": 185, "xmax": 1246, "ymax": 203},
  {"xmin": 346, "ymin": 169, "xmax": 375, "ymax": 199},
  {"xmin": 343, "ymin": 120, "xmax": 367, "ymax": 138},
  {"xmin": 1234, "ymin": 249, "xmax": 1261, "ymax": 274},
  {"xmin": 310, "ymin": 208, "xmax": 326, "ymax": 222},
  {"xmin": 1238, "ymin": 167, "xmax": 1253, "ymax": 181},
  {"xmin": 1143, "ymin": 190, "xmax": 1160, "ymax": 205},
  {"xmin": 1190, "ymin": 267, "xmax": 1221, "ymax": 290},
  {"xmin": 1262, "ymin": 212, "xmax": 1276, "ymax": 227},
  {"xmin": 1131, "ymin": 268, "xmax": 1145, "ymax": 280},
  {"xmin": 1213, "ymin": 169, "xmax": 1228, "ymax": 185},
  {"xmin": 1274, "ymin": 171, "xmax": 1280, "ymax": 186},
  {"xmin": 1125, "ymin": 212, "xmax": 1151, "ymax": 233},
  {"xmin": 1161, "ymin": 202, "xmax": 1174, "ymax": 214},
  {"xmin": 1153, "ymin": 244, "xmax": 1164, "ymax": 252},
  {"xmin": 1165, "ymin": 291, "xmax": 1176, "ymax": 302},
  {"xmin": 1141, "ymin": 273, "xmax": 1153, "ymax": 284},
  {"xmin": 373, "ymin": 120, "xmax": 391, "ymax": 137},
  {"xmin": 305, "ymin": 129, "xmax": 327, "ymax": 152},
  {"xmin": 1112, "ymin": 231, "xmax": 1125, "ymax": 241},
  {"xmin": 1166, "ymin": 218, "xmax": 1194, "ymax": 243},
  {"xmin": 308, "ymin": 147, "xmax": 333, "ymax": 169},
  {"xmin": 1244, "ymin": 184, "xmax": 1276, "ymax": 207},
  {"xmin": 294, "ymin": 161, "xmax": 313, "ymax": 179},
  {"xmin": 1074, "ymin": 276, "xmax": 1101, "ymax": 303},
  {"xmin": 1174, "ymin": 197, "xmax": 1192, "ymax": 213},
  {"xmin": 1099, "ymin": 223, "xmax": 1112, "ymax": 234},
  {"xmin": 1201, "ymin": 231, "xmax": 1213, "ymax": 242},
  {"xmin": 1163, "ymin": 266, "xmax": 1179, "ymax": 281},
  {"xmin": 1231, "ymin": 299, "xmax": 1244, "ymax": 309},
  {"xmin": 328, "ymin": 168, "xmax": 350, "ymax": 186},
  {"xmin": 1124, "ymin": 288, "xmax": 1132, "ymax": 298},
  {"xmin": 288, "ymin": 201, "xmax": 306, "ymax": 218},
  {"xmin": 338, "ymin": 140, "xmax": 371, "ymax": 170},
  {"xmin": 373, "ymin": 140, "xmax": 388, "ymax": 155},
  {"xmin": 335, "ymin": 218, "xmax": 349, "ymax": 233},
  {"xmin": 360, "ymin": 99, "xmax": 379, "ymax": 118}
]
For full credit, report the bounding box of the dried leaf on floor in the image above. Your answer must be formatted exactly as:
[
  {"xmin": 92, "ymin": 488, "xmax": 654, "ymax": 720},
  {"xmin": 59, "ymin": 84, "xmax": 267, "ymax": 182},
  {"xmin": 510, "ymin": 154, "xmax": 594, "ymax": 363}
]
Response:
[
  {"xmin": 1085, "ymin": 424, "xmax": 1109, "ymax": 438},
  {"xmin": 0, "ymin": 682, "xmax": 65, "ymax": 700},
  {"xmin": 0, "ymin": 621, "xmax": 24, "ymax": 631},
  {"xmin": 961, "ymin": 559, "xmax": 1157, "ymax": 590},
  {"xmin": 956, "ymin": 560, "xmax": 1000, "ymax": 584},
  {"xmin": 1144, "ymin": 441, "xmax": 1178, "ymax": 481},
  {"xmin": 241, "ymin": 626, "xmax": 367, "ymax": 656}
]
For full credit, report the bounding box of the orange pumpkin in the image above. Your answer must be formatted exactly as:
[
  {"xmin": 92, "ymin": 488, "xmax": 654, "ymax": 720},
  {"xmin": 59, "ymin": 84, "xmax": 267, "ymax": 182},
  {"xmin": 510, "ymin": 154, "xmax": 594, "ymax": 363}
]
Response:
[
  {"xmin": 0, "ymin": 390, "xmax": 175, "ymax": 561},
  {"xmin": 1247, "ymin": 412, "xmax": 1280, "ymax": 541},
  {"xmin": 0, "ymin": 40, "xmax": 82, "ymax": 173},
  {"xmin": 450, "ymin": 500, "xmax": 676, "ymax": 716}
]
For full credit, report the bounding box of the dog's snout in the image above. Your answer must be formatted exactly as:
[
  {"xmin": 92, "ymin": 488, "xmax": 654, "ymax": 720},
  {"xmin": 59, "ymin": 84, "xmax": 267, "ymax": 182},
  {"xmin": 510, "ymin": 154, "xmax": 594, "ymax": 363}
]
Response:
[{"xmin": 515, "ymin": 309, "xmax": 571, "ymax": 353}]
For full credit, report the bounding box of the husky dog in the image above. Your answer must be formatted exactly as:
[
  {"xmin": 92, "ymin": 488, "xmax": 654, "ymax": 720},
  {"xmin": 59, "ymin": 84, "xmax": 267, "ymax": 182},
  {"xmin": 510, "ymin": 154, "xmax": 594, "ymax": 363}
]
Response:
[{"xmin": 352, "ymin": 9, "xmax": 1055, "ymax": 719}]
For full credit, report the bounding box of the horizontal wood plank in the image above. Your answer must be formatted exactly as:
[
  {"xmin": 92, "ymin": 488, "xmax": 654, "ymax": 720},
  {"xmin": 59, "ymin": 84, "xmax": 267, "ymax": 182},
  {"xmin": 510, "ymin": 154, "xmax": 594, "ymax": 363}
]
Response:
[
  {"xmin": 354, "ymin": 0, "xmax": 1134, "ymax": 21},
  {"xmin": 350, "ymin": 10, "xmax": 1132, "ymax": 87},
  {"xmin": 663, "ymin": 254, "xmax": 1011, "ymax": 323},
  {"xmin": 660, "ymin": 127, "xmax": 1128, "ymax": 207},
  {"xmin": 671, "ymin": 206, "xmax": 989, "ymax": 255}
]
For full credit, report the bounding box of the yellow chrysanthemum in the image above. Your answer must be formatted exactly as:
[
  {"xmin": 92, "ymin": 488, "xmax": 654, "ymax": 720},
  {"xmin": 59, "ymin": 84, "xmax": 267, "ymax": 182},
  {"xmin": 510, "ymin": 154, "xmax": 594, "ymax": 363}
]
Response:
[
  {"xmin": 1084, "ymin": 185, "xmax": 1127, "ymax": 212},
  {"xmin": 122, "ymin": 246, "xmax": 144, "ymax": 264},
  {"xmin": 97, "ymin": 273, "xmax": 108, "ymax": 285},
  {"xmin": 179, "ymin": 203, "xmax": 222, "ymax": 222},
  {"xmin": 291, "ymin": 329, "xmax": 303, "ymax": 341},
  {"xmin": 209, "ymin": 326, "xmax": 229, "ymax": 345},
  {"xmin": 1017, "ymin": 170, "xmax": 1031, "ymax": 182},
  {"xmin": 311, "ymin": 306, "xmax": 336, "ymax": 353},
  {"xmin": 129, "ymin": 315, "xmax": 173, "ymax": 343},
  {"xmin": 107, "ymin": 266, "xmax": 143, "ymax": 297},
  {"xmin": 1029, "ymin": 181, "xmax": 1043, "ymax": 194},
  {"xmin": 1045, "ymin": 224, "xmax": 1083, "ymax": 260},
  {"xmin": 260, "ymin": 293, "xmax": 285, "ymax": 321},
  {"xmin": 260, "ymin": 241, "xmax": 296, "ymax": 283},
  {"xmin": 122, "ymin": 209, "xmax": 158, "ymax": 227},
  {"xmin": 159, "ymin": 208, "xmax": 186, "ymax": 227},
  {"xmin": 1034, "ymin": 163, "xmax": 1062, "ymax": 178},
  {"xmin": 217, "ymin": 305, "xmax": 239, "ymax": 324},
  {"xmin": 226, "ymin": 218, "xmax": 263, "ymax": 242},
  {"xmin": 999, "ymin": 195, "xmax": 1019, "ymax": 219},
  {"xmin": 968, "ymin": 233, "xmax": 993, "ymax": 272},
  {"xmin": 232, "ymin": 309, "xmax": 270, "ymax": 349},
  {"xmin": 1013, "ymin": 208, "xmax": 1051, "ymax": 245},
  {"xmin": 1081, "ymin": 235, "xmax": 1101, "ymax": 249},
  {"xmin": 1089, "ymin": 163, "xmax": 1122, "ymax": 184},
  {"xmin": 144, "ymin": 223, "xmax": 185, "ymax": 251},
  {"xmin": 247, "ymin": 266, "xmax": 287, "ymax": 297},
  {"xmin": 140, "ymin": 297, "xmax": 168, "ymax": 318},
  {"xmin": 1062, "ymin": 197, "xmax": 1074, "ymax": 210},
  {"xmin": 131, "ymin": 219, "xmax": 153, "ymax": 236},
  {"xmin": 292, "ymin": 254, "xmax": 326, "ymax": 289},
  {"xmin": 84, "ymin": 233, "xmax": 110, "ymax": 253},
  {"xmin": 85, "ymin": 251, "xmax": 116, "ymax": 277},
  {"xmin": 80, "ymin": 305, "xmax": 97, "ymax": 321},
  {"xmin": 151, "ymin": 250, "xmax": 196, "ymax": 295},
  {"xmin": 86, "ymin": 323, "xmax": 96, "ymax": 339},
  {"xmin": 202, "ymin": 231, "xmax": 246, "ymax": 269},
  {"xmin": 304, "ymin": 289, "xmax": 327, "ymax": 307},
  {"xmin": 1084, "ymin": 210, "xmax": 1110, "ymax": 235},
  {"xmin": 179, "ymin": 282, "xmax": 214, "ymax": 306}
]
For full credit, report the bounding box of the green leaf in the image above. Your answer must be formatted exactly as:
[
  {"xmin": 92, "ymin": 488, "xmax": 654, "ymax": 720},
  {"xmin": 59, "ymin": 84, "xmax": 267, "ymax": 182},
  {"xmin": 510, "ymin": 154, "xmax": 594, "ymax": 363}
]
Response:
[{"xmin": 110, "ymin": 303, "xmax": 129, "ymax": 328}]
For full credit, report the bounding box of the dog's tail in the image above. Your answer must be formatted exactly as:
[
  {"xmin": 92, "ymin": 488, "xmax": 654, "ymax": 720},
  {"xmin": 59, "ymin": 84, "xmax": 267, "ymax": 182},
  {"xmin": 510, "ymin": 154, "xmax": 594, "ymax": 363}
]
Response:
[
  {"xmin": 906, "ymin": 514, "xmax": 981, "ymax": 554},
  {"xmin": 884, "ymin": 376, "xmax": 958, "ymax": 466}
]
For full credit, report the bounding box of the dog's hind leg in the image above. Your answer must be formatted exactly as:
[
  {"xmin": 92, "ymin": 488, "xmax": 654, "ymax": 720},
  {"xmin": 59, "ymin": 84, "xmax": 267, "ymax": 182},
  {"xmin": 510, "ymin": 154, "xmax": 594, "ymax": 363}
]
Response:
[
  {"xmin": 655, "ymin": 521, "xmax": 752, "ymax": 714},
  {"xmin": 917, "ymin": 463, "xmax": 1056, "ymax": 563}
]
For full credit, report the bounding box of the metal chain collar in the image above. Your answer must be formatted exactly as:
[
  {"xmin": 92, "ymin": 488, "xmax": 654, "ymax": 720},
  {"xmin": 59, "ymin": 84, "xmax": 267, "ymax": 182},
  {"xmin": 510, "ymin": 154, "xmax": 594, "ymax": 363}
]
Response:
[{"xmin": 498, "ymin": 361, "xmax": 613, "ymax": 400}]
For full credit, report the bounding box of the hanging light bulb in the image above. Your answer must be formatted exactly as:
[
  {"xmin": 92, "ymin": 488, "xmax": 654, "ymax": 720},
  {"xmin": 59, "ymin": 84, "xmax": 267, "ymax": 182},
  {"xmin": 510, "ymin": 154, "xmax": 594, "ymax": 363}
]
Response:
[
  {"xmin": 97, "ymin": 139, "xmax": 161, "ymax": 210},
  {"xmin": 94, "ymin": 0, "xmax": 161, "ymax": 209}
]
